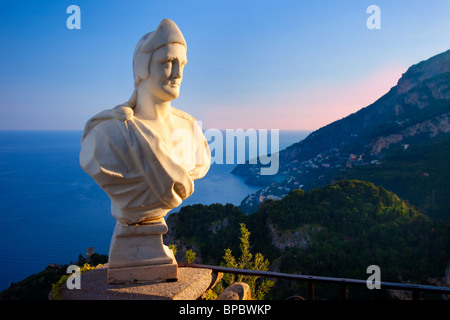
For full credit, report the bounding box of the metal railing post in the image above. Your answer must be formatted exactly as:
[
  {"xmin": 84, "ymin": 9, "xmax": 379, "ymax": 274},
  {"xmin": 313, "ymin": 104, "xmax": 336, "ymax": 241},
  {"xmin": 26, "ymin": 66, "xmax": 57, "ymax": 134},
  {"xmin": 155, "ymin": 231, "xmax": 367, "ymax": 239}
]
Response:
[
  {"xmin": 308, "ymin": 280, "xmax": 315, "ymax": 300},
  {"xmin": 341, "ymin": 283, "xmax": 348, "ymax": 300}
]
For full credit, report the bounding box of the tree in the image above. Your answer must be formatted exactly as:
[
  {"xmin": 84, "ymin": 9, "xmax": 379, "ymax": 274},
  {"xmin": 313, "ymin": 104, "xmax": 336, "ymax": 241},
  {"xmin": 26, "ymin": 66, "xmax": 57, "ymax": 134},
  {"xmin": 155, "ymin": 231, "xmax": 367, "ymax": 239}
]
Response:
[
  {"xmin": 185, "ymin": 249, "xmax": 197, "ymax": 263},
  {"xmin": 218, "ymin": 223, "xmax": 275, "ymax": 300}
]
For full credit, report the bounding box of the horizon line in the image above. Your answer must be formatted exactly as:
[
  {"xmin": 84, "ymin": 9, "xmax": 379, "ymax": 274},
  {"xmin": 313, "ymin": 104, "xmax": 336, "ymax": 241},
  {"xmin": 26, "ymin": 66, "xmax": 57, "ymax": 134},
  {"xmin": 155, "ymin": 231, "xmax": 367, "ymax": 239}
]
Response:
[{"xmin": 0, "ymin": 128, "xmax": 317, "ymax": 132}]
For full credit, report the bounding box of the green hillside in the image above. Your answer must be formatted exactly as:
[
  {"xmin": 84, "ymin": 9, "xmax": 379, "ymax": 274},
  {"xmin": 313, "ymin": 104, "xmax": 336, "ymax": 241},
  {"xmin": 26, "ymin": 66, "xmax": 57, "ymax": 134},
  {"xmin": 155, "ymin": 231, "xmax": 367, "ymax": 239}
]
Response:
[
  {"xmin": 337, "ymin": 133, "xmax": 450, "ymax": 221},
  {"xmin": 168, "ymin": 180, "xmax": 450, "ymax": 299},
  {"xmin": 257, "ymin": 181, "xmax": 448, "ymax": 278}
]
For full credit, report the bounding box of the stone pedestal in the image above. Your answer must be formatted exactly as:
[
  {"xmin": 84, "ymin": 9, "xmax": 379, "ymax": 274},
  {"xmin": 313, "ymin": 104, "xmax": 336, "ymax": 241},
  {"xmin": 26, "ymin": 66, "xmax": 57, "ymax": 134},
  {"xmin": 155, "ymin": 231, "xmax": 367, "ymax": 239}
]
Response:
[
  {"xmin": 107, "ymin": 218, "xmax": 177, "ymax": 284},
  {"xmin": 50, "ymin": 264, "xmax": 221, "ymax": 300}
]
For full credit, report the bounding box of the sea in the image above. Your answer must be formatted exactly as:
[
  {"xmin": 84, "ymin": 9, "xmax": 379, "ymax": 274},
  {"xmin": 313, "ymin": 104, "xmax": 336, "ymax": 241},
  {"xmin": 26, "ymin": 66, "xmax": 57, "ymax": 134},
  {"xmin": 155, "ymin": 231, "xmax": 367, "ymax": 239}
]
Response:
[{"xmin": 0, "ymin": 130, "xmax": 310, "ymax": 290}]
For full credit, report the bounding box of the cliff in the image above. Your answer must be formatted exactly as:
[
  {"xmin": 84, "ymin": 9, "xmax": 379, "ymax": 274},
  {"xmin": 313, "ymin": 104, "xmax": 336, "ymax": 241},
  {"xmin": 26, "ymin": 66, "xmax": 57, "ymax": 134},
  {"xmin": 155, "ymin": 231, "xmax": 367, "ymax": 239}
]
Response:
[{"xmin": 233, "ymin": 49, "xmax": 450, "ymax": 217}]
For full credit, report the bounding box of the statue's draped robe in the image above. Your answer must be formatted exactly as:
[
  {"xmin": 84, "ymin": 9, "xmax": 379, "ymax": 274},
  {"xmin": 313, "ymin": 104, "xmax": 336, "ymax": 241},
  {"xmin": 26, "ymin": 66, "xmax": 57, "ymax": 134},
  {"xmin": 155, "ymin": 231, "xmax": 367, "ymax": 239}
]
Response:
[{"xmin": 80, "ymin": 106, "xmax": 211, "ymax": 225}]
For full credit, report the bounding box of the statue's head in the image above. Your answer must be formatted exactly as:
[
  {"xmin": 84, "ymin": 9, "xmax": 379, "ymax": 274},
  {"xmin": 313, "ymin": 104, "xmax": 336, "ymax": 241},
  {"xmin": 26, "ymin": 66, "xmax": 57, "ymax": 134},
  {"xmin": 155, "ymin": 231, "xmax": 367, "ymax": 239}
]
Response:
[{"xmin": 133, "ymin": 19, "xmax": 187, "ymax": 102}]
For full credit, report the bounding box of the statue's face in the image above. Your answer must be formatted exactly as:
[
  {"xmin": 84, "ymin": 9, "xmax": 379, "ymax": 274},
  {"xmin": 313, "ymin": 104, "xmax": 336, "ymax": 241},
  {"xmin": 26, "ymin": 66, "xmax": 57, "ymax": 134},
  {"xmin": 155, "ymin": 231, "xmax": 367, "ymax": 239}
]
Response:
[{"xmin": 147, "ymin": 43, "xmax": 187, "ymax": 102}]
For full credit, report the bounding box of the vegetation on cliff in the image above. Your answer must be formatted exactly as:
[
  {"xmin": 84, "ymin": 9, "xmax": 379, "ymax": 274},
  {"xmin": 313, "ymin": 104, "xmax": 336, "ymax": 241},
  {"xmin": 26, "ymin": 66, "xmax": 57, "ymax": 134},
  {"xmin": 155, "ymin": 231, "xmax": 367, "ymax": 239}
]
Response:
[
  {"xmin": 173, "ymin": 203, "xmax": 247, "ymax": 265},
  {"xmin": 168, "ymin": 180, "xmax": 450, "ymax": 299},
  {"xmin": 257, "ymin": 181, "xmax": 449, "ymax": 293},
  {"xmin": 337, "ymin": 133, "xmax": 450, "ymax": 221}
]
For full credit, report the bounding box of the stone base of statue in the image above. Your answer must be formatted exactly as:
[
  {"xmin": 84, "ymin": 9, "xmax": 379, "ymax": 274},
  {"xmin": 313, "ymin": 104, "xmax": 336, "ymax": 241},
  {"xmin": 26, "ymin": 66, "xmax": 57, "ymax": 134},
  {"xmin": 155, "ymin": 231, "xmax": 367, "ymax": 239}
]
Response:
[
  {"xmin": 49, "ymin": 264, "xmax": 222, "ymax": 300},
  {"xmin": 107, "ymin": 218, "xmax": 178, "ymax": 284}
]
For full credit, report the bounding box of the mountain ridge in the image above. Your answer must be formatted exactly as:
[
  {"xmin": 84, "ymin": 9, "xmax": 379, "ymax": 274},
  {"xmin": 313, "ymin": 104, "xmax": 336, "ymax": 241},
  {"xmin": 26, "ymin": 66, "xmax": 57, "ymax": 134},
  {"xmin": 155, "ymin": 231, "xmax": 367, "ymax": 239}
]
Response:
[{"xmin": 233, "ymin": 49, "xmax": 450, "ymax": 217}]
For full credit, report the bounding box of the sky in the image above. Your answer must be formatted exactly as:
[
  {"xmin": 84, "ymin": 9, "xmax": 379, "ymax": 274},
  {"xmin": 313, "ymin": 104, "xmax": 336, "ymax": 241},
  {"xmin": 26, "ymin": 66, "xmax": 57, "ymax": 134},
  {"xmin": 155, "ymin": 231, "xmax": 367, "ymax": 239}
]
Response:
[{"xmin": 0, "ymin": 0, "xmax": 449, "ymax": 131}]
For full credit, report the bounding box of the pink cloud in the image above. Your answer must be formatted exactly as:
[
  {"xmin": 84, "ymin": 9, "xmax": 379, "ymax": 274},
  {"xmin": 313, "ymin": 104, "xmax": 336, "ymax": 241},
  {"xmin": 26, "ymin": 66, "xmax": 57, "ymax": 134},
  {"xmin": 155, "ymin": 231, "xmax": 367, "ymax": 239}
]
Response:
[{"xmin": 201, "ymin": 65, "xmax": 407, "ymax": 131}]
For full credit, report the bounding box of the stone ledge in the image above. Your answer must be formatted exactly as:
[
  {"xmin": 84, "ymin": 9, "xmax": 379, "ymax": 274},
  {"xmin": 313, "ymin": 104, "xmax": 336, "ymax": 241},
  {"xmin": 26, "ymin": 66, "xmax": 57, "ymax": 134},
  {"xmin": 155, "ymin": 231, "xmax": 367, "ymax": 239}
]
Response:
[{"xmin": 50, "ymin": 264, "xmax": 221, "ymax": 300}]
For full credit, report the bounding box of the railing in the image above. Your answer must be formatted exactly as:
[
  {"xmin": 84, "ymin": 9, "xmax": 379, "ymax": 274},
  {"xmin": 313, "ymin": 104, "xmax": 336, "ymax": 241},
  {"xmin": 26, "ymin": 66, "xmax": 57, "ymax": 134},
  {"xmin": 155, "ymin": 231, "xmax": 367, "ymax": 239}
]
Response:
[{"xmin": 178, "ymin": 262, "xmax": 450, "ymax": 300}]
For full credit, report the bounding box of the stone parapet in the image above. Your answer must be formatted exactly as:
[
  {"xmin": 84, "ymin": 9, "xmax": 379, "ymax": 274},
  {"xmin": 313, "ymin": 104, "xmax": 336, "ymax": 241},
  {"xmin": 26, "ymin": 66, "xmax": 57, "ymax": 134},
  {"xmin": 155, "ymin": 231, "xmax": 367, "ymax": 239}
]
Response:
[{"xmin": 50, "ymin": 264, "xmax": 221, "ymax": 300}]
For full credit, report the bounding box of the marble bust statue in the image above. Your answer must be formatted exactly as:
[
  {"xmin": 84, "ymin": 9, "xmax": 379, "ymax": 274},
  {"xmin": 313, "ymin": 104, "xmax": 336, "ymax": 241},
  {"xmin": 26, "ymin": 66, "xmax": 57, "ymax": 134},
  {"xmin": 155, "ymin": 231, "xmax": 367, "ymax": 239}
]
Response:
[{"xmin": 79, "ymin": 19, "xmax": 211, "ymax": 283}]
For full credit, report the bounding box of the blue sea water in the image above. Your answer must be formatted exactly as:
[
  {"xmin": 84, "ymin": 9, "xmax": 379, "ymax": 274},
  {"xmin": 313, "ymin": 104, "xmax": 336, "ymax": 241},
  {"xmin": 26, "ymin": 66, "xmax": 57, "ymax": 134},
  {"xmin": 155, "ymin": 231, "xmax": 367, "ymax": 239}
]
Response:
[{"xmin": 0, "ymin": 130, "xmax": 310, "ymax": 290}]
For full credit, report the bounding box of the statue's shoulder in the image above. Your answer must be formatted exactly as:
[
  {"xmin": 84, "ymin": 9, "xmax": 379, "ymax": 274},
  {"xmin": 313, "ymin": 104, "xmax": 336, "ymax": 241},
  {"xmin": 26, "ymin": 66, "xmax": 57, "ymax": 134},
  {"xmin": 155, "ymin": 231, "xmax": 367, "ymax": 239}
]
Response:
[
  {"xmin": 171, "ymin": 106, "xmax": 197, "ymax": 123},
  {"xmin": 81, "ymin": 107, "xmax": 129, "ymax": 142}
]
